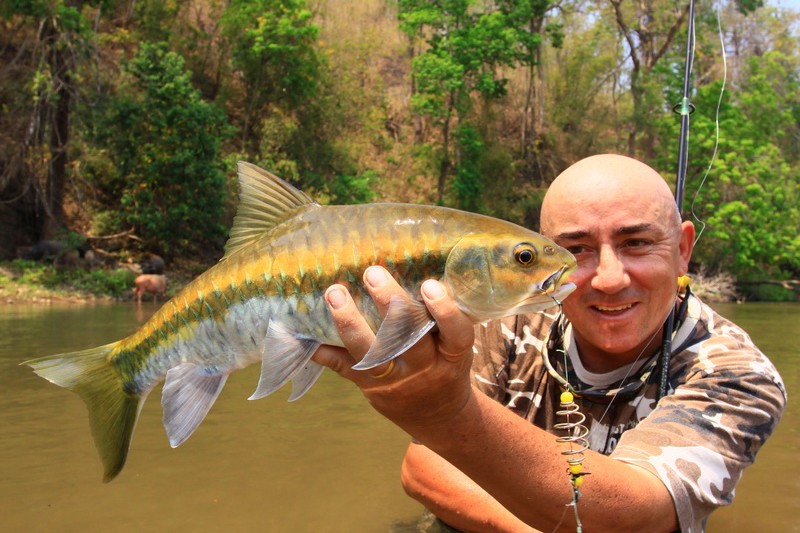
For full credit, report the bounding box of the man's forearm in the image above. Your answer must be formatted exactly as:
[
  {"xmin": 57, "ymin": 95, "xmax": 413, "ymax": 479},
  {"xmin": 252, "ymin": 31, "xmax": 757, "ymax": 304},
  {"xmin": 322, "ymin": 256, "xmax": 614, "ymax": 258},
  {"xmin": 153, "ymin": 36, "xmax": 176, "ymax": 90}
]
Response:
[
  {"xmin": 406, "ymin": 389, "xmax": 678, "ymax": 533},
  {"xmin": 402, "ymin": 442, "xmax": 539, "ymax": 533}
]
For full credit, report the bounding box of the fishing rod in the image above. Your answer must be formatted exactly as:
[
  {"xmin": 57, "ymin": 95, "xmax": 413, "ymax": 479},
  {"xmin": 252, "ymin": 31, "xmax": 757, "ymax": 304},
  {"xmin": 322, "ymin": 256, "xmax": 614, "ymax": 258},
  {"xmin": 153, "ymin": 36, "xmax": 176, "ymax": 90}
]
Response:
[{"xmin": 658, "ymin": 0, "xmax": 696, "ymax": 401}]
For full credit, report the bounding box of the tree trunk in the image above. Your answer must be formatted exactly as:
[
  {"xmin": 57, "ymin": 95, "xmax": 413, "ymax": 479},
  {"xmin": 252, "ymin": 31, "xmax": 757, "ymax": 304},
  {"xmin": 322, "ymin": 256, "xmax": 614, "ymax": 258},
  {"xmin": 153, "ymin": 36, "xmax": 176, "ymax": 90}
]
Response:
[
  {"xmin": 40, "ymin": 17, "xmax": 72, "ymax": 239},
  {"xmin": 437, "ymin": 114, "xmax": 452, "ymax": 205},
  {"xmin": 42, "ymin": 57, "xmax": 70, "ymax": 238}
]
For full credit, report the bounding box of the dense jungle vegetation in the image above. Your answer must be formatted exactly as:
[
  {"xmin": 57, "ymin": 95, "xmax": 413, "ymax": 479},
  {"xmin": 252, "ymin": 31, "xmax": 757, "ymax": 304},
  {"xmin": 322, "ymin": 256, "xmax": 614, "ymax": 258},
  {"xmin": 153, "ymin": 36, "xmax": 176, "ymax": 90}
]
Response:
[{"xmin": 0, "ymin": 0, "xmax": 798, "ymax": 300}]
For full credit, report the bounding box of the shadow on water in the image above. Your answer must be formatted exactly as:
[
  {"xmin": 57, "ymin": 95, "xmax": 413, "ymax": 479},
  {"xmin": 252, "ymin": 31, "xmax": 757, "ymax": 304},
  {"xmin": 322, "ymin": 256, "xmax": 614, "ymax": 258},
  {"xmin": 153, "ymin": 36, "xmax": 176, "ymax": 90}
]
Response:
[{"xmin": 1, "ymin": 301, "xmax": 796, "ymax": 532}]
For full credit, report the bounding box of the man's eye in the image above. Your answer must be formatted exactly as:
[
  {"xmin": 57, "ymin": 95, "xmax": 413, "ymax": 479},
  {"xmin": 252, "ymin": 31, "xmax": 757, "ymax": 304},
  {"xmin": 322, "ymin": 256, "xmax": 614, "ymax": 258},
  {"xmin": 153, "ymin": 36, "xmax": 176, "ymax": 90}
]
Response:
[{"xmin": 566, "ymin": 245, "xmax": 588, "ymax": 255}]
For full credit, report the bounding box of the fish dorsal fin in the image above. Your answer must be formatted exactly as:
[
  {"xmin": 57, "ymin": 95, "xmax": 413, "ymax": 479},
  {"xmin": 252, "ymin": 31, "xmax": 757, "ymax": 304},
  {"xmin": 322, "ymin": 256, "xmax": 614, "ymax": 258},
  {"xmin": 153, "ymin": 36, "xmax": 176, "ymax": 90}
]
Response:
[
  {"xmin": 223, "ymin": 162, "xmax": 318, "ymax": 259},
  {"xmin": 161, "ymin": 363, "xmax": 228, "ymax": 448}
]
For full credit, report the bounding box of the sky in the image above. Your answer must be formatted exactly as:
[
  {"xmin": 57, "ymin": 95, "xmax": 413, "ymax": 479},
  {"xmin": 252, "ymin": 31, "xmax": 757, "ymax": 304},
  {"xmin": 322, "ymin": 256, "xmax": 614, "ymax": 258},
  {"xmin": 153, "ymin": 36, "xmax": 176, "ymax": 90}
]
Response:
[{"xmin": 770, "ymin": 0, "xmax": 800, "ymax": 11}]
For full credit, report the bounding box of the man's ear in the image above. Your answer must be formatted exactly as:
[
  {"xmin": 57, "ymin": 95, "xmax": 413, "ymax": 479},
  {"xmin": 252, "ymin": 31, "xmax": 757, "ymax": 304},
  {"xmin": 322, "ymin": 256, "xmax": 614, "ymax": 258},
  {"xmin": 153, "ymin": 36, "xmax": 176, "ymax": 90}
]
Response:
[{"xmin": 678, "ymin": 220, "xmax": 695, "ymax": 274}]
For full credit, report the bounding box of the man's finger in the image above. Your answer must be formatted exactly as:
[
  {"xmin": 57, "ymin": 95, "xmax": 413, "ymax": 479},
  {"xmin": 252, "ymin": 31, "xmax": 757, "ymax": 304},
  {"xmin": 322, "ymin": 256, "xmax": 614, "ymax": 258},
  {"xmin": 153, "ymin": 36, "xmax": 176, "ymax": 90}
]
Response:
[
  {"xmin": 420, "ymin": 279, "xmax": 475, "ymax": 361},
  {"xmin": 362, "ymin": 266, "xmax": 405, "ymax": 317},
  {"xmin": 312, "ymin": 283, "xmax": 397, "ymax": 382},
  {"xmin": 325, "ymin": 284, "xmax": 375, "ymax": 357}
]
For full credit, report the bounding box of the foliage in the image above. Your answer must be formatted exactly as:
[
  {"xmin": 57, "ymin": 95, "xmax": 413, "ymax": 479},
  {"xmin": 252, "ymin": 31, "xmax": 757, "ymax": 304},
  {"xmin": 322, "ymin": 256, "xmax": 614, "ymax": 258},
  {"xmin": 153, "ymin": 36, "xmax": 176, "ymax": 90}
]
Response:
[
  {"xmin": 398, "ymin": 0, "xmax": 558, "ymax": 203},
  {"xmin": 1, "ymin": 0, "xmax": 799, "ymax": 298},
  {"xmin": 327, "ymin": 170, "xmax": 378, "ymax": 204},
  {"xmin": 0, "ymin": 0, "xmax": 106, "ymax": 241},
  {"xmin": 220, "ymin": 0, "xmax": 320, "ymax": 155},
  {"xmin": 1, "ymin": 260, "xmax": 136, "ymax": 299},
  {"xmin": 453, "ymin": 123, "xmax": 485, "ymax": 212},
  {"xmin": 92, "ymin": 42, "xmax": 231, "ymax": 256},
  {"xmin": 655, "ymin": 49, "xmax": 800, "ymax": 281}
]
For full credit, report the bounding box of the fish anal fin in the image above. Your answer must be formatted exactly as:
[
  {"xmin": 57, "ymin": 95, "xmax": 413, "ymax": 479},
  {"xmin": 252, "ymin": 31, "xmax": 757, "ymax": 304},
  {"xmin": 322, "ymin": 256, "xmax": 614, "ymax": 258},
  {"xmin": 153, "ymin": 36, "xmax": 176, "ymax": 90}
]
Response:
[
  {"xmin": 223, "ymin": 162, "xmax": 319, "ymax": 259},
  {"xmin": 249, "ymin": 320, "xmax": 321, "ymax": 400},
  {"xmin": 23, "ymin": 344, "xmax": 141, "ymax": 483},
  {"xmin": 352, "ymin": 294, "xmax": 435, "ymax": 371},
  {"xmin": 162, "ymin": 363, "xmax": 228, "ymax": 448}
]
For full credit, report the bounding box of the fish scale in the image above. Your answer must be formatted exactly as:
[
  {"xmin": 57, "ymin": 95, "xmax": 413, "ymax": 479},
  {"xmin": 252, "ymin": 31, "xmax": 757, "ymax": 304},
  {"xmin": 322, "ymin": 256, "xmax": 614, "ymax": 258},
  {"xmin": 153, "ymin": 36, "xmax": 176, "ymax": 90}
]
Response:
[{"xmin": 23, "ymin": 161, "xmax": 576, "ymax": 482}]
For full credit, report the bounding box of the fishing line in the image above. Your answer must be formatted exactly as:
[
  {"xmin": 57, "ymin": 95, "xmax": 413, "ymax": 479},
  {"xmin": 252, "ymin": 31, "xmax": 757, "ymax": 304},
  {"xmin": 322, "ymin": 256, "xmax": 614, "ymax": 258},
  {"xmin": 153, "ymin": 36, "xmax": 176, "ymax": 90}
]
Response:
[
  {"xmin": 550, "ymin": 1, "xmax": 730, "ymax": 526},
  {"xmin": 659, "ymin": 0, "xmax": 727, "ymax": 400},
  {"xmin": 547, "ymin": 303, "xmax": 666, "ymax": 532},
  {"xmin": 547, "ymin": 300, "xmax": 684, "ymax": 532},
  {"xmin": 688, "ymin": 1, "xmax": 728, "ymax": 246}
]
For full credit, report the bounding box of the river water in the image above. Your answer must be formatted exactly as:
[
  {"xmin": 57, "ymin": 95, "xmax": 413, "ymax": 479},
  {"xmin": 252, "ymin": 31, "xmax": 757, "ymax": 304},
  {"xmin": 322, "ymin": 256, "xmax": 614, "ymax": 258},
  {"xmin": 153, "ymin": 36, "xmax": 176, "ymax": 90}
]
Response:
[{"xmin": 1, "ymin": 301, "xmax": 796, "ymax": 532}]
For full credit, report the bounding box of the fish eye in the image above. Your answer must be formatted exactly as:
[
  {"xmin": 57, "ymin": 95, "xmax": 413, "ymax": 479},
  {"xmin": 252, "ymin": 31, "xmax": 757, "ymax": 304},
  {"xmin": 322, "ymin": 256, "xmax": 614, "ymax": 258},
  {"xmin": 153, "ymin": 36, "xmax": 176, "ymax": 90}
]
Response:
[{"xmin": 514, "ymin": 243, "xmax": 537, "ymax": 266}]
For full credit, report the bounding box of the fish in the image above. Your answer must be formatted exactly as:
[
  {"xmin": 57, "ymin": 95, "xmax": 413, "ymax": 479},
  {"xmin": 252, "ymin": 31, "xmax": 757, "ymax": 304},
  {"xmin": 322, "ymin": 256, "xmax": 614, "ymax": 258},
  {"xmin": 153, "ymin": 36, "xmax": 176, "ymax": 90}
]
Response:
[{"xmin": 23, "ymin": 161, "xmax": 576, "ymax": 482}]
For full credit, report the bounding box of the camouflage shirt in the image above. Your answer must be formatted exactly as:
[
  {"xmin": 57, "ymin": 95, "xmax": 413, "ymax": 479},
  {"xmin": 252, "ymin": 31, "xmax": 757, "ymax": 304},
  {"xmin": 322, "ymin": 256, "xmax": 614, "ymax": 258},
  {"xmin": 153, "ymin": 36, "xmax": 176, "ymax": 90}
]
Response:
[{"xmin": 471, "ymin": 294, "xmax": 786, "ymax": 533}]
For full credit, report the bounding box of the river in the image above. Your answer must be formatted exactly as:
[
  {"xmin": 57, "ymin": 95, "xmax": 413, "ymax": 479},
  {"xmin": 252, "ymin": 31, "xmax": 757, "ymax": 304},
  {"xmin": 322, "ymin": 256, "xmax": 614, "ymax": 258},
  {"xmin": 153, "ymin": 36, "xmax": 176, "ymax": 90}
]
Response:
[{"xmin": 1, "ymin": 301, "xmax": 796, "ymax": 532}]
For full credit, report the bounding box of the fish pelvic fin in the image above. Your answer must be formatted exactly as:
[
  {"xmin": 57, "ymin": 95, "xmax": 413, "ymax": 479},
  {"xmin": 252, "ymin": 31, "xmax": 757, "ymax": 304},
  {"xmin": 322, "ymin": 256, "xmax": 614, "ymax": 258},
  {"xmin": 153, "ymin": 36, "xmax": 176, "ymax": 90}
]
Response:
[
  {"xmin": 352, "ymin": 294, "xmax": 436, "ymax": 371},
  {"xmin": 223, "ymin": 162, "xmax": 319, "ymax": 259},
  {"xmin": 249, "ymin": 319, "xmax": 322, "ymax": 401},
  {"xmin": 23, "ymin": 344, "xmax": 142, "ymax": 483}
]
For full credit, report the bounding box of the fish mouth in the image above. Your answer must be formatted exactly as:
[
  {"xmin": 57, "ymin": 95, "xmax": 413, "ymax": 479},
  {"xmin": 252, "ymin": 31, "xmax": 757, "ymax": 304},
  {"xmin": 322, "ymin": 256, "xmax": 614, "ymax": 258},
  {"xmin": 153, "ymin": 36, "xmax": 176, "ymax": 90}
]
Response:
[
  {"xmin": 537, "ymin": 264, "xmax": 572, "ymax": 295},
  {"xmin": 518, "ymin": 264, "xmax": 575, "ymax": 311},
  {"xmin": 549, "ymin": 282, "xmax": 576, "ymax": 303}
]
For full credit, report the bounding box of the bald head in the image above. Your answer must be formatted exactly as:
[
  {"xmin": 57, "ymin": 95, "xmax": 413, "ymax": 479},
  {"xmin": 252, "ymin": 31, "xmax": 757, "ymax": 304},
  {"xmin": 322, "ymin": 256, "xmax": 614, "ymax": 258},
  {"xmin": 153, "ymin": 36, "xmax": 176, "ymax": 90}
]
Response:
[
  {"xmin": 538, "ymin": 154, "xmax": 695, "ymax": 369},
  {"xmin": 541, "ymin": 154, "xmax": 680, "ymax": 236}
]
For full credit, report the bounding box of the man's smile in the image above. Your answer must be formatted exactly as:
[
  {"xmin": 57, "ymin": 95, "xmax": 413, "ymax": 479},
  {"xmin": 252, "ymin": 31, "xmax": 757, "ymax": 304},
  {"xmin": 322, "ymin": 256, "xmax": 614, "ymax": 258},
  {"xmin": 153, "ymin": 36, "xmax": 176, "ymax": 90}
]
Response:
[{"xmin": 592, "ymin": 303, "xmax": 635, "ymax": 313}]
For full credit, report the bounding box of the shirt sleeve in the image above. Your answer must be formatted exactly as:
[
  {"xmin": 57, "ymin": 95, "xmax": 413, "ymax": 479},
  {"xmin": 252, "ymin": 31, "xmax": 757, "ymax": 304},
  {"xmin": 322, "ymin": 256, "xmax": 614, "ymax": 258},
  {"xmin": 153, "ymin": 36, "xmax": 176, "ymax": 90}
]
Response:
[{"xmin": 610, "ymin": 314, "xmax": 786, "ymax": 532}]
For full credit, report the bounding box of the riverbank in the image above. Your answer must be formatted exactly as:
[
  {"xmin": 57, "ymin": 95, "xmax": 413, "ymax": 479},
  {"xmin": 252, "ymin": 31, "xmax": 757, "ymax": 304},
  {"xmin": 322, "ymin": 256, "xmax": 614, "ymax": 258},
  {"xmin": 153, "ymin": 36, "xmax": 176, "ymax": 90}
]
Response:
[
  {"xmin": 0, "ymin": 260, "xmax": 200, "ymax": 305},
  {"xmin": 2, "ymin": 258, "xmax": 788, "ymax": 305}
]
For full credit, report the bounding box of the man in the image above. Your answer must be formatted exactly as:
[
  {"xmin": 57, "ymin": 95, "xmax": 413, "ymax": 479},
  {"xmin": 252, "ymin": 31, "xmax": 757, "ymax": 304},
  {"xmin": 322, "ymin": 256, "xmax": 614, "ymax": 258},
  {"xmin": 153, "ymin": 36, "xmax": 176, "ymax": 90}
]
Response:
[{"xmin": 312, "ymin": 154, "xmax": 785, "ymax": 532}]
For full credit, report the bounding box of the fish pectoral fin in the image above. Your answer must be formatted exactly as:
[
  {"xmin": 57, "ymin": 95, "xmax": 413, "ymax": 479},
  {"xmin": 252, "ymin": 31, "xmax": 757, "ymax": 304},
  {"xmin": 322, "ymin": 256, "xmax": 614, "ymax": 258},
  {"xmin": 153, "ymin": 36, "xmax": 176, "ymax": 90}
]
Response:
[
  {"xmin": 352, "ymin": 294, "xmax": 436, "ymax": 371},
  {"xmin": 162, "ymin": 363, "xmax": 228, "ymax": 448},
  {"xmin": 288, "ymin": 361, "xmax": 326, "ymax": 402},
  {"xmin": 248, "ymin": 320, "xmax": 321, "ymax": 401}
]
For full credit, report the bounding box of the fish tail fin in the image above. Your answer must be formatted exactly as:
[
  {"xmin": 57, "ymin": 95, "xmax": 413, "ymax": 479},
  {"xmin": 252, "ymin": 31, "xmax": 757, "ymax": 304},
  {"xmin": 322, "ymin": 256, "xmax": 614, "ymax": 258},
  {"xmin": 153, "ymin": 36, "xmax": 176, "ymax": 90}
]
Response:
[{"xmin": 23, "ymin": 344, "xmax": 142, "ymax": 483}]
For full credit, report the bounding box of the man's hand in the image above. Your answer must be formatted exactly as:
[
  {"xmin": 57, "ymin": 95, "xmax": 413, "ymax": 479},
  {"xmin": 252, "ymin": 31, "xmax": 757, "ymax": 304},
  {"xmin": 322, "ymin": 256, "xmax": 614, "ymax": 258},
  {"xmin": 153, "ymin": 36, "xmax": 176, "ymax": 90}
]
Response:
[
  {"xmin": 311, "ymin": 265, "xmax": 476, "ymax": 434},
  {"xmin": 311, "ymin": 267, "xmax": 678, "ymax": 533}
]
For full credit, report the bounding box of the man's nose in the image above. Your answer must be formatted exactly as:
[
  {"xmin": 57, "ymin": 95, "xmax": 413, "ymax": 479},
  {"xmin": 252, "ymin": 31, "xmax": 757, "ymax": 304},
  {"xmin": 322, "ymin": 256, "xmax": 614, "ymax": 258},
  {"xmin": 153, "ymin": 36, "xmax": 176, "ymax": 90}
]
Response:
[{"xmin": 591, "ymin": 246, "xmax": 629, "ymax": 293}]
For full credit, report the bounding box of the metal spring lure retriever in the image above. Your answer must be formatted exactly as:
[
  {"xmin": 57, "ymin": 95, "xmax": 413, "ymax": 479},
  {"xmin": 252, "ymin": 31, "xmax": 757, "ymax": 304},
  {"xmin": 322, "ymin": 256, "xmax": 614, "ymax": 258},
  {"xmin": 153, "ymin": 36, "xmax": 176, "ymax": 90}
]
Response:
[{"xmin": 547, "ymin": 300, "xmax": 591, "ymax": 533}]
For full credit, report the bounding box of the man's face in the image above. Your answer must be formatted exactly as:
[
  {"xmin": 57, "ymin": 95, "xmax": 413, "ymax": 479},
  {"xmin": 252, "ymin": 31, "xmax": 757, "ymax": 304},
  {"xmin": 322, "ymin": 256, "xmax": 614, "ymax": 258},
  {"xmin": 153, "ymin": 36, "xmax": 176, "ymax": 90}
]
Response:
[{"xmin": 542, "ymin": 173, "xmax": 693, "ymax": 372}]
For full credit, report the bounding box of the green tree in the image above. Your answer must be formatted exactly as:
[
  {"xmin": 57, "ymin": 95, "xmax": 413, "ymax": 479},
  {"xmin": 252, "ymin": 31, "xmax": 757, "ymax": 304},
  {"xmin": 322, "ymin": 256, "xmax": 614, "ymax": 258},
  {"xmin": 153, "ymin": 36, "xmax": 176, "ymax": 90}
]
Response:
[
  {"xmin": 605, "ymin": 0, "xmax": 690, "ymax": 157},
  {"xmin": 656, "ymin": 50, "xmax": 800, "ymax": 282},
  {"xmin": 453, "ymin": 123, "xmax": 484, "ymax": 212},
  {"xmin": 95, "ymin": 42, "xmax": 231, "ymax": 256},
  {"xmin": 399, "ymin": 0, "xmax": 556, "ymax": 204},
  {"xmin": 220, "ymin": 0, "xmax": 319, "ymax": 158}
]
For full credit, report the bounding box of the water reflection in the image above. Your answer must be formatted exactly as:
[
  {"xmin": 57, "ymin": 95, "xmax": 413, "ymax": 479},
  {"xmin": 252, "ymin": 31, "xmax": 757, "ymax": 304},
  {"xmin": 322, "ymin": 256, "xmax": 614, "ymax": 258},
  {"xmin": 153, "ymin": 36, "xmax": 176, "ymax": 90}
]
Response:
[{"xmin": 1, "ymin": 302, "xmax": 796, "ymax": 532}]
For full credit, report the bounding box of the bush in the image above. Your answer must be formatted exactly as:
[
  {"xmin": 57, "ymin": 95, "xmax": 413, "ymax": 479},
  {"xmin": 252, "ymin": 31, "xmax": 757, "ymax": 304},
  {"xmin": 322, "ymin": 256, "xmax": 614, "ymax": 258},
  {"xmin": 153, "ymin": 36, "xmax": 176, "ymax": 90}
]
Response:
[
  {"xmin": 1, "ymin": 260, "xmax": 136, "ymax": 299},
  {"xmin": 93, "ymin": 42, "xmax": 232, "ymax": 257}
]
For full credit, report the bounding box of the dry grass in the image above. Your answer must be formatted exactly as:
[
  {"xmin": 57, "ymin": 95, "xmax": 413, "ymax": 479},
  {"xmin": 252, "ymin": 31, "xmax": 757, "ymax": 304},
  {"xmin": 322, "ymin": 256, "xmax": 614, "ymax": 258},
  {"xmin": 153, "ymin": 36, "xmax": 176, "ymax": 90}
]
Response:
[{"xmin": 688, "ymin": 269, "xmax": 740, "ymax": 303}]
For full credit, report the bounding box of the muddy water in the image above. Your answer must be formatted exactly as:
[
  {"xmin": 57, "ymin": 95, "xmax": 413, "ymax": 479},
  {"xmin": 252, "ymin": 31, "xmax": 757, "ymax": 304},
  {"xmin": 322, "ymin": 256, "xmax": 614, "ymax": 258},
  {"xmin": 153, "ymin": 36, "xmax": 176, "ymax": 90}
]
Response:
[
  {"xmin": 0, "ymin": 302, "xmax": 423, "ymax": 532},
  {"xmin": 1, "ymin": 302, "xmax": 796, "ymax": 532}
]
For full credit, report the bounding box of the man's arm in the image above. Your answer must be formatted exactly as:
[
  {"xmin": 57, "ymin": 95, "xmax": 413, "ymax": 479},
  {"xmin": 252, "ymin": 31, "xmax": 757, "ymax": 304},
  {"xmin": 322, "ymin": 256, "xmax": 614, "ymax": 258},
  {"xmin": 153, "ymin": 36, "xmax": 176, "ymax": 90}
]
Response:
[
  {"xmin": 402, "ymin": 442, "xmax": 539, "ymax": 533},
  {"xmin": 312, "ymin": 267, "xmax": 678, "ymax": 533}
]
